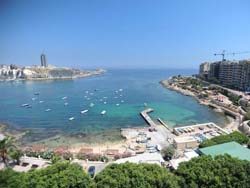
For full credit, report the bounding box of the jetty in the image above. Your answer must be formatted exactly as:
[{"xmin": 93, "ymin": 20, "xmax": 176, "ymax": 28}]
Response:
[
  {"xmin": 157, "ymin": 118, "xmax": 172, "ymax": 131},
  {"xmin": 140, "ymin": 108, "xmax": 156, "ymax": 127}
]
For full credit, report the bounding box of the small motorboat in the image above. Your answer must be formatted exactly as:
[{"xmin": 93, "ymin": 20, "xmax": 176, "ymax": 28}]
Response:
[
  {"xmin": 101, "ymin": 110, "xmax": 106, "ymax": 115},
  {"xmin": 45, "ymin": 108, "xmax": 51, "ymax": 112},
  {"xmin": 119, "ymin": 89, "xmax": 123, "ymax": 92},
  {"xmin": 69, "ymin": 117, "xmax": 75, "ymax": 121},
  {"xmin": 31, "ymin": 97, "xmax": 37, "ymax": 101},
  {"xmin": 80, "ymin": 110, "xmax": 88, "ymax": 114},
  {"xmin": 62, "ymin": 96, "xmax": 67, "ymax": 100},
  {"xmin": 21, "ymin": 103, "xmax": 29, "ymax": 107},
  {"xmin": 103, "ymin": 101, "xmax": 107, "ymax": 105},
  {"xmin": 116, "ymin": 103, "xmax": 120, "ymax": 106},
  {"xmin": 64, "ymin": 102, "xmax": 68, "ymax": 106}
]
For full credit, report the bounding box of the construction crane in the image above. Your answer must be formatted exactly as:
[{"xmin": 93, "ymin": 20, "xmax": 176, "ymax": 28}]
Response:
[{"xmin": 214, "ymin": 50, "xmax": 250, "ymax": 61}]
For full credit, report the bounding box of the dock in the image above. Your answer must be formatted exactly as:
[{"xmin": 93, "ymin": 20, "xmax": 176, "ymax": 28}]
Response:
[
  {"xmin": 157, "ymin": 118, "xmax": 172, "ymax": 131},
  {"xmin": 140, "ymin": 108, "xmax": 157, "ymax": 127}
]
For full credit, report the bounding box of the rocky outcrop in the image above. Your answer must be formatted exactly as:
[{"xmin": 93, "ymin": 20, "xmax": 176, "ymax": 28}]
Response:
[{"xmin": 0, "ymin": 64, "xmax": 105, "ymax": 80}]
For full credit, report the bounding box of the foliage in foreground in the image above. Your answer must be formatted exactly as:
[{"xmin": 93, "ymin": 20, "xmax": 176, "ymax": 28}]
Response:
[
  {"xmin": 1, "ymin": 155, "xmax": 250, "ymax": 188},
  {"xmin": 199, "ymin": 131, "xmax": 249, "ymax": 148},
  {"xmin": 176, "ymin": 155, "xmax": 250, "ymax": 188},
  {"xmin": 95, "ymin": 162, "xmax": 181, "ymax": 188},
  {"xmin": 0, "ymin": 162, "xmax": 94, "ymax": 188}
]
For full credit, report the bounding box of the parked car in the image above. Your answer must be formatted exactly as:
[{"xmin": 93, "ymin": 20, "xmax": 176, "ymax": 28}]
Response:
[{"xmin": 88, "ymin": 166, "xmax": 95, "ymax": 178}]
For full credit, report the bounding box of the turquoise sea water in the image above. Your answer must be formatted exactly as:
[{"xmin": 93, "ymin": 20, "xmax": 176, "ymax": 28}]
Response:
[{"xmin": 0, "ymin": 69, "xmax": 227, "ymax": 141}]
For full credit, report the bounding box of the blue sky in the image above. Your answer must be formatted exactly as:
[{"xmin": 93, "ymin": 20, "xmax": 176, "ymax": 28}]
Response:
[{"xmin": 1, "ymin": 0, "xmax": 250, "ymax": 69}]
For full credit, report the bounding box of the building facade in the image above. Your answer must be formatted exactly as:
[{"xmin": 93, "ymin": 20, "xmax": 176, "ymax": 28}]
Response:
[{"xmin": 199, "ymin": 59, "xmax": 250, "ymax": 91}]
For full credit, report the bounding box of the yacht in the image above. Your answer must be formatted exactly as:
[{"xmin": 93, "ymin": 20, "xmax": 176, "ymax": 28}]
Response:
[
  {"xmin": 101, "ymin": 110, "xmax": 106, "ymax": 115},
  {"xmin": 80, "ymin": 110, "xmax": 88, "ymax": 114},
  {"xmin": 69, "ymin": 117, "xmax": 75, "ymax": 121},
  {"xmin": 45, "ymin": 108, "xmax": 51, "ymax": 112}
]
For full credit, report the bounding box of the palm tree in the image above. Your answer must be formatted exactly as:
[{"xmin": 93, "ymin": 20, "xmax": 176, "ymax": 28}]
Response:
[{"xmin": 0, "ymin": 137, "xmax": 16, "ymax": 166}]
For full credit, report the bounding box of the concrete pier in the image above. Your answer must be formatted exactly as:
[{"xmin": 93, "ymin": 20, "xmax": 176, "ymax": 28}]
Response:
[
  {"xmin": 157, "ymin": 118, "xmax": 172, "ymax": 131},
  {"xmin": 140, "ymin": 108, "xmax": 157, "ymax": 127}
]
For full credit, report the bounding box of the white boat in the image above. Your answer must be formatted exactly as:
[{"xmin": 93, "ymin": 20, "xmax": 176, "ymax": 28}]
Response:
[
  {"xmin": 103, "ymin": 101, "xmax": 107, "ymax": 104},
  {"xmin": 39, "ymin": 101, "xmax": 44, "ymax": 103},
  {"xmin": 62, "ymin": 96, "xmax": 67, "ymax": 100},
  {"xmin": 156, "ymin": 144, "xmax": 162, "ymax": 151},
  {"xmin": 121, "ymin": 100, "xmax": 124, "ymax": 103},
  {"xmin": 45, "ymin": 108, "xmax": 51, "ymax": 112},
  {"xmin": 101, "ymin": 110, "xmax": 106, "ymax": 115},
  {"xmin": 80, "ymin": 110, "xmax": 88, "ymax": 114},
  {"xmin": 21, "ymin": 103, "xmax": 29, "ymax": 107},
  {"xmin": 89, "ymin": 103, "xmax": 95, "ymax": 107},
  {"xmin": 85, "ymin": 91, "xmax": 89, "ymax": 94},
  {"xmin": 116, "ymin": 103, "xmax": 120, "ymax": 106},
  {"xmin": 119, "ymin": 89, "xmax": 123, "ymax": 92},
  {"xmin": 64, "ymin": 102, "xmax": 68, "ymax": 106},
  {"xmin": 31, "ymin": 97, "xmax": 37, "ymax": 101},
  {"xmin": 69, "ymin": 117, "xmax": 75, "ymax": 121},
  {"xmin": 144, "ymin": 103, "xmax": 148, "ymax": 107}
]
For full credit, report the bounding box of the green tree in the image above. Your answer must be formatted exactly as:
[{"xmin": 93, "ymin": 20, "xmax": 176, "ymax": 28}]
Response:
[
  {"xmin": 176, "ymin": 155, "xmax": 250, "ymax": 188},
  {"xmin": 0, "ymin": 168, "xmax": 25, "ymax": 188},
  {"xmin": 23, "ymin": 162, "xmax": 94, "ymax": 188},
  {"xmin": 0, "ymin": 137, "xmax": 16, "ymax": 166},
  {"xmin": 161, "ymin": 145, "xmax": 175, "ymax": 161},
  {"xmin": 199, "ymin": 131, "xmax": 249, "ymax": 148},
  {"xmin": 95, "ymin": 162, "xmax": 181, "ymax": 188},
  {"xmin": 9, "ymin": 149, "xmax": 23, "ymax": 165}
]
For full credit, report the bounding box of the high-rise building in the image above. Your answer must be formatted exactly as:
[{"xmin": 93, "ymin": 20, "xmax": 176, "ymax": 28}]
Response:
[
  {"xmin": 208, "ymin": 61, "xmax": 220, "ymax": 80},
  {"xmin": 200, "ymin": 60, "xmax": 250, "ymax": 91},
  {"xmin": 41, "ymin": 54, "xmax": 47, "ymax": 67}
]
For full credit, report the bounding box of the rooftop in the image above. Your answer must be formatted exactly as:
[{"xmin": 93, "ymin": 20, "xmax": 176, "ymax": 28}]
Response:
[{"xmin": 199, "ymin": 141, "xmax": 250, "ymax": 161}]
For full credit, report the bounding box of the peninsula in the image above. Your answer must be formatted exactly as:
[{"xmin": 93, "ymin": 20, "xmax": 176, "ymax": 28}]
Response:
[{"xmin": 0, "ymin": 64, "xmax": 105, "ymax": 81}]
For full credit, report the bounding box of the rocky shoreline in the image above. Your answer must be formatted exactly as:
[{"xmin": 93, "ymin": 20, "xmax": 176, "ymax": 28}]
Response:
[{"xmin": 160, "ymin": 78, "xmax": 240, "ymax": 131}]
